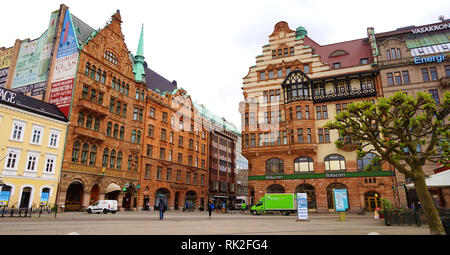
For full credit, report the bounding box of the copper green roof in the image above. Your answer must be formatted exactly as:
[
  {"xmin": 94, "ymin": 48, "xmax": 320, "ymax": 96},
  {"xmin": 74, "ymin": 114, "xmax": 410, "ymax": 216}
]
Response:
[
  {"xmin": 406, "ymin": 32, "xmax": 450, "ymax": 48},
  {"xmin": 133, "ymin": 24, "xmax": 146, "ymax": 83},
  {"xmin": 193, "ymin": 102, "xmax": 240, "ymax": 135}
]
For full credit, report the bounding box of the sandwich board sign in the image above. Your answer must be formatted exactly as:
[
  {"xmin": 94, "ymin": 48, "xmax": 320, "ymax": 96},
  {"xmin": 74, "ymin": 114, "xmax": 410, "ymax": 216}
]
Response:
[{"xmin": 297, "ymin": 193, "xmax": 308, "ymax": 220}]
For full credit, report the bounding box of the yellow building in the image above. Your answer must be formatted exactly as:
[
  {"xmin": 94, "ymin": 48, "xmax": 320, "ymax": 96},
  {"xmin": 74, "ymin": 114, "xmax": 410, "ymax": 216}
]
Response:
[{"xmin": 0, "ymin": 87, "xmax": 68, "ymax": 209}]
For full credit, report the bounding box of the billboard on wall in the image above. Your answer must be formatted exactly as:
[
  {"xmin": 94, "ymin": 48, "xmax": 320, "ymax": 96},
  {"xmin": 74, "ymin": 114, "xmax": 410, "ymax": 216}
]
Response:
[
  {"xmin": 48, "ymin": 9, "xmax": 79, "ymax": 118},
  {"xmin": 10, "ymin": 11, "xmax": 58, "ymax": 95},
  {"xmin": 0, "ymin": 47, "xmax": 13, "ymax": 88}
]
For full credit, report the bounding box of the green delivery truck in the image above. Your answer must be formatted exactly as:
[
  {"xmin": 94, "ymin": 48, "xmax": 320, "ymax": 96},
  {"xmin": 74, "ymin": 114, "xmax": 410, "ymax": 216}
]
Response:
[{"xmin": 250, "ymin": 193, "xmax": 296, "ymax": 215}]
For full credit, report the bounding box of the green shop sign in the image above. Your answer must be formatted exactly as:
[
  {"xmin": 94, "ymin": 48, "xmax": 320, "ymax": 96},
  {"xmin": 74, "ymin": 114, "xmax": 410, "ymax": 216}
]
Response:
[{"xmin": 250, "ymin": 171, "xmax": 392, "ymax": 181}]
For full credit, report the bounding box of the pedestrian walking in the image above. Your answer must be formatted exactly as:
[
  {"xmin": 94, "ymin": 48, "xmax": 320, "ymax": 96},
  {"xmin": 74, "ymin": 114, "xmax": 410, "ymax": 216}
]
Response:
[
  {"xmin": 158, "ymin": 199, "xmax": 165, "ymax": 220},
  {"xmin": 241, "ymin": 202, "xmax": 247, "ymax": 215},
  {"xmin": 208, "ymin": 200, "xmax": 214, "ymax": 219}
]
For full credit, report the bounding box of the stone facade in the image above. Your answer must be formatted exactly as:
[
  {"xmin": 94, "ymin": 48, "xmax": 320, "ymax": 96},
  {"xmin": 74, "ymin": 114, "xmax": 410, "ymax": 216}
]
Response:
[
  {"xmin": 241, "ymin": 21, "xmax": 396, "ymax": 213},
  {"xmin": 370, "ymin": 21, "xmax": 450, "ymax": 208}
]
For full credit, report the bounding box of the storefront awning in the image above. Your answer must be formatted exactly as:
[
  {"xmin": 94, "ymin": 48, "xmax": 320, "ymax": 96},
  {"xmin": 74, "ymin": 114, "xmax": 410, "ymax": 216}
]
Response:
[
  {"xmin": 406, "ymin": 170, "xmax": 450, "ymax": 189},
  {"xmin": 105, "ymin": 183, "xmax": 121, "ymax": 193}
]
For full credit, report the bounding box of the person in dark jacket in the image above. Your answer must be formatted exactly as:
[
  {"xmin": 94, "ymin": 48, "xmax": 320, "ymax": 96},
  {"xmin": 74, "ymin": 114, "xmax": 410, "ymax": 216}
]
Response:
[
  {"xmin": 207, "ymin": 200, "xmax": 214, "ymax": 219},
  {"xmin": 158, "ymin": 200, "xmax": 165, "ymax": 220}
]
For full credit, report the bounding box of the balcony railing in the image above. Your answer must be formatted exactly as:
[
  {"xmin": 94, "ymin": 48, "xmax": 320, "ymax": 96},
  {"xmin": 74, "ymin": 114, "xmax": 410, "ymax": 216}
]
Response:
[
  {"xmin": 73, "ymin": 126, "xmax": 106, "ymax": 143},
  {"xmin": 76, "ymin": 98, "xmax": 108, "ymax": 117},
  {"xmin": 313, "ymin": 88, "xmax": 377, "ymax": 103}
]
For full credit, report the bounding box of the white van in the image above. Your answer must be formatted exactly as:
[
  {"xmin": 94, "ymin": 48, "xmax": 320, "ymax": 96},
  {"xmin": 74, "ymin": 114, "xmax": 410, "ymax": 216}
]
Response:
[{"xmin": 87, "ymin": 200, "xmax": 118, "ymax": 214}]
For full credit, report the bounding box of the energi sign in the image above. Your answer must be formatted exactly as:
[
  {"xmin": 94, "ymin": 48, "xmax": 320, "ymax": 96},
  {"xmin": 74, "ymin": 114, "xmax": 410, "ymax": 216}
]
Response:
[{"xmin": 414, "ymin": 53, "xmax": 446, "ymax": 65}]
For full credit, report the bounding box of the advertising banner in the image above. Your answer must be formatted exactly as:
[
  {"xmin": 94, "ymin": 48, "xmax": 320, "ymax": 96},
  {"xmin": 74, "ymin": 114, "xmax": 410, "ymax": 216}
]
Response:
[
  {"xmin": 40, "ymin": 192, "xmax": 49, "ymax": 206},
  {"xmin": 0, "ymin": 68, "xmax": 8, "ymax": 88},
  {"xmin": 48, "ymin": 9, "xmax": 79, "ymax": 118},
  {"xmin": 11, "ymin": 11, "xmax": 58, "ymax": 95},
  {"xmin": 0, "ymin": 191, "xmax": 11, "ymax": 206},
  {"xmin": 296, "ymin": 193, "xmax": 308, "ymax": 220},
  {"xmin": 333, "ymin": 189, "xmax": 349, "ymax": 212}
]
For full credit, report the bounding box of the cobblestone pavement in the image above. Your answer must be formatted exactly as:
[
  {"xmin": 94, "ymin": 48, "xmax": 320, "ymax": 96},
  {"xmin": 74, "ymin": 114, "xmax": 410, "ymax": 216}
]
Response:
[{"xmin": 0, "ymin": 210, "xmax": 431, "ymax": 235}]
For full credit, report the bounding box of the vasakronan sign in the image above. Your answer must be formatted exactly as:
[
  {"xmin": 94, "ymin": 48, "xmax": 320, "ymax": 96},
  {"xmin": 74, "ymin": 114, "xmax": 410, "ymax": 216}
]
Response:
[
  {"xmin": 265, "ymin": 175, "xmax": 284, "ymax": 180},
  {"xmin": 411, "ymin": 23, "xmax": 450, "ymax": 34},
  {"xmin": 0, "ymin": 88, "xmax": 17, "ymax": 104}
]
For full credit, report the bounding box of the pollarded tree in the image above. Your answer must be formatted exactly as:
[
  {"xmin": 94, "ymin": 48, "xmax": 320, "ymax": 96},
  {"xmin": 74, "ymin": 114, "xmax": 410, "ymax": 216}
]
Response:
[{"xmin": 326, "ymin": 91, "xmax": 449, "ymax": 235}]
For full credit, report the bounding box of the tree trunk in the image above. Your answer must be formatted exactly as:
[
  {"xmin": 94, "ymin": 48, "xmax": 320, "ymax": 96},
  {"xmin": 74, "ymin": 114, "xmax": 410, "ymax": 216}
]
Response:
[{"xmin": 413, "ymin": 173, "xmax": 445, "ymax": 235}]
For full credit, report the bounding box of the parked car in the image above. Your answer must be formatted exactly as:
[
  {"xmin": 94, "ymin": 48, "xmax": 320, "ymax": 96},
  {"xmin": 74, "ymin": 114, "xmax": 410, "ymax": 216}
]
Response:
[{"xmin": 87, "ymin": 200, "xmax": 117, "ymax": 214}]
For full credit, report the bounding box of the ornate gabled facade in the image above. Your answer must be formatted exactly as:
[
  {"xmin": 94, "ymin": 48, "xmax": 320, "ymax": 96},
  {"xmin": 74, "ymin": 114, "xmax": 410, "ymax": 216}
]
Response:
[
  {"xmin": 54, "ymin": 6, "xmax": 146, "ymax": 211},
  {"xmin": 241, "ymin": 21, "xmax": 395, "ymax": 213}
]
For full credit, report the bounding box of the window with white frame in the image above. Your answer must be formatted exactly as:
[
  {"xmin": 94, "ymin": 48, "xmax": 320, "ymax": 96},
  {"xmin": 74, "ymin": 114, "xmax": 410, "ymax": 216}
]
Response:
[
  {"xmin": 4, "ymin": 148, "xmax": 21, "ymax": 170},
  {"xmin": 48, "ymin": 130, "xmax": 61, "ymax": 148},
  {"xmin": 25, "ymin": 151, "xmax": 39, "ymax": 171},
  {"xmin": 30, "ymin": 125, "xmax": 44, "ymax": 145},
  {"xmin": 10, "ymin": 120, "xmax": 26, "ymax": 141},
  {"xmin": 44, "ymin": 155, "xmax": 57, "ymax": 174}
]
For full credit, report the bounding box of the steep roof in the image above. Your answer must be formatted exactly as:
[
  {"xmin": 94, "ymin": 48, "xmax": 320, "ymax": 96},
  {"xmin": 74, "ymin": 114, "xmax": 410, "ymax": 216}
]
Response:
[
  {"xmin": 303, "ymin": 36, "xmax": 373, "ymax": 68},
  {"xmin": 193, "ymin": 102, "xmax": 240, "ymax": 136},
  {"xmin": 144, "ymin": 62, "xmax": 178, "ymax": 94},
  {"xmin": 71, "ymin": 13, "xmax": 96, "ymax": 46}
]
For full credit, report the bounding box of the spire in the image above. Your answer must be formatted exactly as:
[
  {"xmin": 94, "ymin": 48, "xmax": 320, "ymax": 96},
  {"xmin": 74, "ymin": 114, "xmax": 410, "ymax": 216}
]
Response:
[
  {"xmin": 133, "ymin": 24, "xmax": 146, "ymax": 83},
  {"xmin": 136, "ymin": 24, "xmax": 144, "ymax": 57}
]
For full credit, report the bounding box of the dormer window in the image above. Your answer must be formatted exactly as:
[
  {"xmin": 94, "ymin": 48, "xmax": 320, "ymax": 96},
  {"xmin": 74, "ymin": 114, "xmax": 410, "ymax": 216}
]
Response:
[
  {"xmin": 360, "ymin": 58, "xmax": 369, "ymax": 65},
  {"xmin": 333, "ymin": 62, "xmax": 341, "ymax": 69}
]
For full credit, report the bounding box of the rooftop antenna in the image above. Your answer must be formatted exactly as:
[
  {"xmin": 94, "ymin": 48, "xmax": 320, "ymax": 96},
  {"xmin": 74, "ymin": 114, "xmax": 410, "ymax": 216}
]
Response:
[{"xmin": 438, "ymin": 15, "xmax": 445, "ymax": 22}]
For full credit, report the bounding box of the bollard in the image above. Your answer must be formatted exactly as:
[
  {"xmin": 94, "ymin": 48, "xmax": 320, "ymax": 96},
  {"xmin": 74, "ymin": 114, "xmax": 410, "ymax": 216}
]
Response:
[{"xmin": 339, "ymin": 211, "xmax": 346, "ymax": 221}]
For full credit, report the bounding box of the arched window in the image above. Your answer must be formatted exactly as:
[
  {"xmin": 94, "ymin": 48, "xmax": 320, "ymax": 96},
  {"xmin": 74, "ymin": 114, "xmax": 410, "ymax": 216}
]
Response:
[
  {"xmin": 324, "ymin": 154, "xmax": 346, "ymax": 171},
  {"xmin": 113, "ymin": 124, "xmax": 119, "ymax": 139},
  {"xmin": 85, "ymin": 62, "xmax": 90, "ymax": 76},
  {"xmin": 266, "ymin": 184, "xmax": 285, "ymax": 193},
  {"xmin": 131, "ymin": 130, "xmax": 136, "ymax": 143},
  {"xmin": 357, "ymin": 153, "xmax": 379, "ymax": 171},
  {"xmin": 72, "ymin": 141, "xmax": 81, "ymax": 162},
  {"xmin": 94, "ymin": 117, "xmax": 100, "ymax": 131},
  {"xmin": 117, "ymin": 151, "xmax": 123, "ymax": 170},
  {"xmin": 120, "ymin": 82, "xmax": 125, "ymax": 94},
  {"xmin": 137, "ymin": 130, "xmax": 141, "ymax": 144},
  {"xmin": 125, "ymin": 84, "xmax": 129, "ymax": 96},
  {"xmin": 136, "ymin": 89, "xmax": 140, "ymax": 100},
  {"xmin": 110, "ymin": 150, "xmax": 116, "ymax": 169},
  {"xmin": 77, "ymin": 112, "xmax": 85, "ymax": 126},
  {"xmin": 106, "ymin": 122, "xmax": 112, "ymax": 137},
  {"xmin": 112, "ymin": 77, "xmax": 116, "ymax": 89},
  {"xmin": 90, "ymin": 65, "xmax": 96, "ymax": 79},
  {"xmin": 96, "ymin": 68, "xmax": 101, "ymax": 81},
  {"xmin": 294, "ymin": 156, "xmax": 314, "ymax": 172},
  {"xmin": 296, "ymin": 184, "xmax": 317, "ymax": 209},
  {"xmin": 266, "ymin": 158, "xmax": 284, "ymax": 174},
  {"xmin": 127, "ymin": 155, "xmax": 132, "ymax": 171},
  {"xmin": 102, "ymin": 148, "xmax": 109, "ymax": 167},
  {"xmin": 102, "ymin": 71, "xmax": 107, "ymax": 84},
  {"xmin": 89, "ymin": 145, "xmax": 97, "ymax": 166},
  {"xmin": 134, "ymin": 156, "xmax": 139, "ymax": 172},
  {"xmin": 119, "ymin": 126, "xmax": 125, "ymax": 140},
  {"xmin": 86, "ymin": 115, "xmax": 93, "ymax": 129},
  {"xmin": 81, "ymin": 143, "xmax": 89, "ymax": 164}
]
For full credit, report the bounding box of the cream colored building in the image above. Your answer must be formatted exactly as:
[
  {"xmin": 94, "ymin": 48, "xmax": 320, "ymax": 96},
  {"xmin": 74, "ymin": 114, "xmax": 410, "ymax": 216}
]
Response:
[{"xmin": 0, "ymin": 87, "xmax": 68, "ymax": 209}]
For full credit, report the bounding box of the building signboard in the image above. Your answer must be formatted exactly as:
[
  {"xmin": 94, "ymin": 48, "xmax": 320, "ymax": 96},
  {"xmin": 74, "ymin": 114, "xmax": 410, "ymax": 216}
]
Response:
[
  {"xmin": 0, "ymin": 191, "xmax": 11, "ymax": 206},
  {"xmin": 11, "ymin": 11, "xmax": 58, "ymax": 95},
  {"xmin": 411, "ymin": 23, "xmax": 450, "ymax": 34},
  {"xmin": 48, "ymin": 9, "xmax": 79, "ymax": 118},
  {"xmin": 0, "ymin": 87, "xmax": 17, "ymax": 104},
  {"xmin": 414, "ymin": 53, "xmax": 446, "ymax": 64},
  {"xmin": 296, "ymin": 193, "xmax": 308, "ymax": 220},
  {"xmin": 333, "ymin": 189, "xmax": 349, "ymax": 212}
]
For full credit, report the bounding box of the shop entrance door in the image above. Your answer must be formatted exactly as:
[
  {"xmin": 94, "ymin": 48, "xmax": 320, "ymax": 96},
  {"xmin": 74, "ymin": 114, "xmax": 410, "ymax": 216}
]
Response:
[{"xmin": 364, "ymin": 191, "xmax": 380, "ymax": 212}]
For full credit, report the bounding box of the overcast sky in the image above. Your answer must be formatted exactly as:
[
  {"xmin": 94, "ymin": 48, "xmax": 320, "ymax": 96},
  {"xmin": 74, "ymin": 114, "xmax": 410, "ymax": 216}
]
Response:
[{"xmin": 1, "ymin": 0, "xmax": 449, "ymax": 130}]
